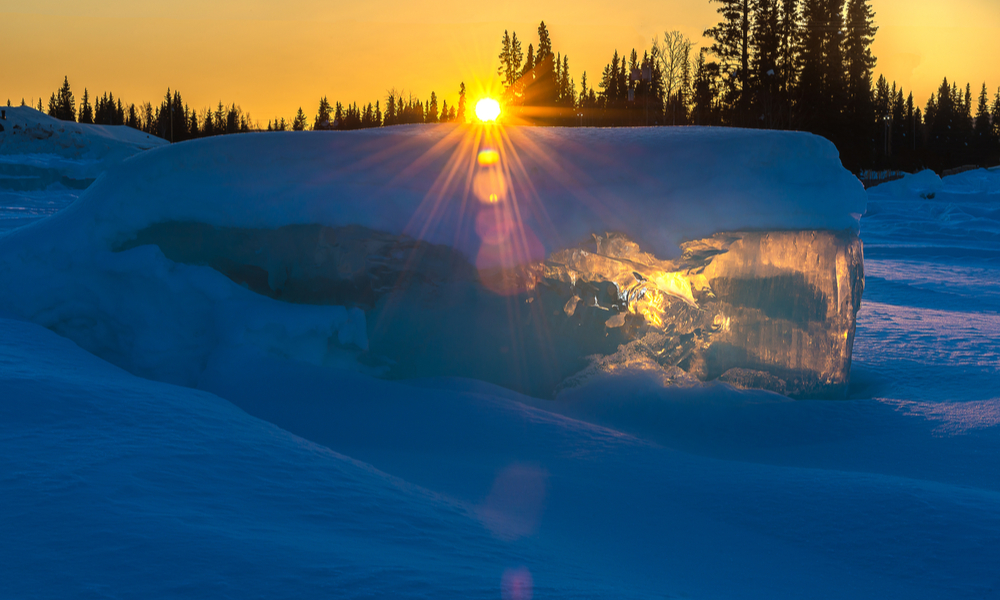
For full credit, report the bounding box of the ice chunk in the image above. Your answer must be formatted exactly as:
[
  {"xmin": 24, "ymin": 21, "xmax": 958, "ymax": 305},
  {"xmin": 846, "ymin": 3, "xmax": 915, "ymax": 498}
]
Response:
[
  {"xmin": 121, "ymin": 223, "xmax": 863, "ymax": 398},
  {"xmin": 0, "ymin": 125, "xmax": 866, "ymax": 396}
]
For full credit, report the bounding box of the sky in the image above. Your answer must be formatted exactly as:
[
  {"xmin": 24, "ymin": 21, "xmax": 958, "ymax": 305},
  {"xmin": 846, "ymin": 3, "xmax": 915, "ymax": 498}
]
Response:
[{"xmin": 2, "ymin": 0, "xmax": 999, "ymax": 123}]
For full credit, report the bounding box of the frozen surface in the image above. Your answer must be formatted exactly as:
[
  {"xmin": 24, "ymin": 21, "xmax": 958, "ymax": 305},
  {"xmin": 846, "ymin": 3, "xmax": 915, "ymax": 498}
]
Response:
[
  {"xmin": 0, "ymin": 107, "xmax": 166, "ymax": 230},
  {"xmin": 0, "ymin": 134, "xmax": 998, "ymax": 598}
]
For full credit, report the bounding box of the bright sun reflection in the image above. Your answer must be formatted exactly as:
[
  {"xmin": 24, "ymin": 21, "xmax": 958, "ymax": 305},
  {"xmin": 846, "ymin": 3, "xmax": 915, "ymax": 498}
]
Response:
[{"xmin": 475, "ymin": 98, "xmax": 501, "ymax": 122}]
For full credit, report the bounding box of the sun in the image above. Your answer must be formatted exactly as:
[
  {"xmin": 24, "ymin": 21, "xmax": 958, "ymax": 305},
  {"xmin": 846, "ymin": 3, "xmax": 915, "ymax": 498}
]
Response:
[{"xmin": 475, "ymin": 98, "xmax": 501, "ymax": 122}]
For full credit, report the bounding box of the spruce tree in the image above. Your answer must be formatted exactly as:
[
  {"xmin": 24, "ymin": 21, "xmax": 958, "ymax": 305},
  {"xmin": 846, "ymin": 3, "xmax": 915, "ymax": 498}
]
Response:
[
  {"xmin": 54, "ymin": 76, "xmax": 76, "ymax": 121},
  {"xmin": 752, "ymin": 0, "xmax": 781, "ymax": 125},
  {"xmin": 457, "ymin": 82, "xmax": 467, "ymax": 123},
  {"xmin": 523, "ymin": 44, "xmax": 535, "ymax": 78},
  {"xmin": 797, "ymin": 0, "xmax": 847, "ymax": 136},
  {"xmin": 385, "ymin": 91, "xmax": 397, "ymax": 126},
  {"xmin": 498, "ymin": 31, "xmax": 513, "ymax": 88},
  {"xmin": 992, "ymin": 87, "xmax": 1000, "ymax": 139},
  {"xmin": 79, "ymin": 89, "xmax": 94, "ymax": 124},
  {"xmin": 776, "ymin": 0, "xmax": 799, "ymax": 100},
  {"xmin": 704, "ymin": 0, "xmax": 751, "ymax": 124},
  {"xmin": 314, "ymin": 97, "xmax": 332, "ymax": 130},
  {"xmin": 974, "ymin": 83, "xmax": 993, "ymax": 151},
  {"xmin": 292, "ymin": 107, "xmax": 307, "ymax": 131},
  {"xmin": 692, "ymin": 50, "xmax": 720, "ymax": 125},
  {"xmin": 844, "ymin": 0, "xmax": 877, "ymax": 154},
  {"xmin": 526, "ymin": 22, "xmax": 557, "ymax": 109},
  {"xmin": 536, "ymin": 22, "xmax": 552, "ymax": 64},
  {"xmin": 427, "ymin": 92, "xmax": 439, "ymax": 123}
]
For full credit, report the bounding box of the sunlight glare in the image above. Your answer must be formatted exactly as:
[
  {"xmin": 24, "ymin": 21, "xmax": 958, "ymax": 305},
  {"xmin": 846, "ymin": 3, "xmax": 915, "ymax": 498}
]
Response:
[
  {"xmin": 475, "ymin": 98, "xmax": 501, "ymax": 122},
  {"xmin": 478, "ymin": 149, "xmax": 500, "ymax": 166}
]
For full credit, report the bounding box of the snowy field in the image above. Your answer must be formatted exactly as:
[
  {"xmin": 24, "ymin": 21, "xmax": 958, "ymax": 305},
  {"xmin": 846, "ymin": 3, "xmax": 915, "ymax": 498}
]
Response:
[{"xmin": 1, "ymin": 115, "xmax": 999, "ymax": 599}]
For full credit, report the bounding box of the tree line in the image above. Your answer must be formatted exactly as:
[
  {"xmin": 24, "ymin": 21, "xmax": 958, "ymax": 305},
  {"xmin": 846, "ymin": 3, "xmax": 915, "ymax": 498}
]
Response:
[
  {"xmin": 17, "ymin": 1, "xmax": 1000, "ymax": 173},
  {"xmin": 30, "ymin": 76, "xmax": 468, "ymax": 140},
  {"xmin": 492, "ymin": 12, "xmax": 1000, "ymax": 171}
]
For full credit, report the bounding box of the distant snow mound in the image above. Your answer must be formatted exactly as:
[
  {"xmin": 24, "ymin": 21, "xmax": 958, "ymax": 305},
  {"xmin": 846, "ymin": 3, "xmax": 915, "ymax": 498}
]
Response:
[{"xmin": 0, "ymin": 106, "xmax": 165, "ymax": 161}]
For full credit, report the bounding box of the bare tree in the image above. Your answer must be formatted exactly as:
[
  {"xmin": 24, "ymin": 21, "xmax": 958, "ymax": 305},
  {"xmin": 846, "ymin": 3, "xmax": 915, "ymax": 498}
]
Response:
[{"xmin": 654, "ymin": 30, "xmax": 693, "ymax": 125}]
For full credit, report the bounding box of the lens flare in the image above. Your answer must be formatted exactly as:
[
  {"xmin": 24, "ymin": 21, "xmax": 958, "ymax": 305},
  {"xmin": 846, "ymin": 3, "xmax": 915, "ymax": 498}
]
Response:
[
  {"xmin": 476, "ymin": 98, "xmax": 501, "ymax": 122},
  {"xmin": 477, "ymin": 149, "xmax": 500, "ymax": 166}
]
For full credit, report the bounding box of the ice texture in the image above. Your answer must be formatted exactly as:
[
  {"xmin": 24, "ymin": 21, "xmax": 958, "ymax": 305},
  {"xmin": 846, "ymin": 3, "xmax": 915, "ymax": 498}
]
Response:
[
  {"xmin": 0, "ymin": 124, "xmax": 867, "ymax": 395},
  {"xmin": 120, "ymin": 222, "xmax": 863, "ymax": 397}
]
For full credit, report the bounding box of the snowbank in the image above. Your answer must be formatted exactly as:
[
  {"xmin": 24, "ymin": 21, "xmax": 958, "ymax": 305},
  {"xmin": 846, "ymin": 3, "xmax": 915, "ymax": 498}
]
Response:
[
  {"xmin": 65, "ymin": 124, "xmax": 864, "ymax": 260},
  {"xmin": 0, "ymin": 106, "xmax": 165, "ymax": 170}
]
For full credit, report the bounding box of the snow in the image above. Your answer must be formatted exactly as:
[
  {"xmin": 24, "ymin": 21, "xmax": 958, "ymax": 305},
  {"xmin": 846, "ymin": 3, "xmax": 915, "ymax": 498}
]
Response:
[
  {"xmin": 0, "ymin": 107, "xmax": 166, "ymax": 230},
  {"xmin": 1, "ymin": 128, "xmax": 998, "ymax": 598},
  {"xmin": 44, "ymin": 124, "xmax": 865, "ymax": 261},
  {"xmin": 0, "ymin": 106, "xmax": 165, "ymax": 163}
]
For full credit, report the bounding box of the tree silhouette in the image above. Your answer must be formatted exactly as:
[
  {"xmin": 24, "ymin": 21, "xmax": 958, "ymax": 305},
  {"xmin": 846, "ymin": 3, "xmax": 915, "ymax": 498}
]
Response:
[
  {"xmin": 292, "ymin": 107, "xmax": 307, "ymax": 131},
  {"xmin": 79, "ymin": 89, "xmax": 94, "ymax": 124}
]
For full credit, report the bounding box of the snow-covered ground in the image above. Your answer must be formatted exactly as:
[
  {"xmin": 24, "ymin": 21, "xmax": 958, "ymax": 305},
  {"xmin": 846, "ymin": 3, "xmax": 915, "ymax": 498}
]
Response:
[
  {"xmin": 0, "ymin": 107, "xmax": 165, "ymax": 230},
  {"xmin": 1, "ymin": 127, "xmax": 999, "ymax": 598}
]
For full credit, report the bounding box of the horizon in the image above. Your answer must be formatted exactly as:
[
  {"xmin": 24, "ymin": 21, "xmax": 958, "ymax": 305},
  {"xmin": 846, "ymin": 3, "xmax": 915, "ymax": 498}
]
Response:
[{"xmin": 4, "ymin": 0, "xmax": 1000, "ymax": 122}]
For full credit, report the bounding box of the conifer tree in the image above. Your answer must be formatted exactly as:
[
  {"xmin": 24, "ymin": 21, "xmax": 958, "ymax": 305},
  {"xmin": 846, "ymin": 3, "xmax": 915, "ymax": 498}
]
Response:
[
  {"xmin": 523, "ymin": 44, "xmax": 535, "ymax": 78},
  {"xmin": 536, "ymin": 22, "xmax": 552, "ymax": 64},
  {"xmin": 797, "ymin": 0, "xmax": 847, "ymax": 135},
  {"xmin": 427, "ymin": 92, "xmax": 439, "ymax": 123},
  {"xmin": 314, "ymin": 97, "xmax": 332, "ymax": 130},
  {"xmin": 440, "ymin": 100, "xmax": 449, "ymax": 122},
  {"xmin": 704, "ymin": 0, "xmax": 751, "ymax": 123},
  {"xmin": 752, "ymin": 0, "xmax": 781, "ymax": 124},
  {"xmin": 692, "ymin": 50, "xmax": 720, "ymax": 125},
  {"xmin": 498, "ymin": 31, "xmax": 513, "ymax": 88},
  {"xmin": 525, "ymin": 22, "xmax": 557, "ymax": 108},
  {"xmin": 292, "ymin": 107, "xmax": 307, "ymax": 131},
  {"xmin": 561, "ymin": 54, "xmax": 573, "ymax": 106},
  {"xmin": 79, "ymin": 89, "xmax": 94, "ymax": 124},
  {"xmin": 776, "ymin": 0, "xmax": 799, "ymax": 99},
  {"xmin": 457, "ymin": 82, "xmax": 467, "ymax": 123},
  {"xmin": 992, "ymin": 87, "xmax": 1000, "ymax": 139},
  {"xmin": 385, "ymin": 90, "xmax": 398, "ymax": 126},
  {"xmin": 511, "ymin": 32, "xmax": 523, "ymax": 87},
  {"xmin": 54, "ymin": 76, "xmax": 76, "ymax": 121},
  {"xmin": 974, "ymin": 83, "xmax": 994, "ymax": 151},
  {"xmin": 844, "ymin": 0, "xmax": 877, "ymax": 111}
]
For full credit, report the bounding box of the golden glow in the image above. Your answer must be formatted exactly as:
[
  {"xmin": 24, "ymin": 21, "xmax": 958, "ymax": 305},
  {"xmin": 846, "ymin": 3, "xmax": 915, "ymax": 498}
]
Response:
[
  {"xmin": 475, "ymin": 98, "xmax": 501, "ymax": 122},
  {"xmin": 5, "ymin": 1, "xmax": 998, "ymax": 120},
  {"xmin": 477, "ymin": 149, "xmax": 500, "ymax": 166}
]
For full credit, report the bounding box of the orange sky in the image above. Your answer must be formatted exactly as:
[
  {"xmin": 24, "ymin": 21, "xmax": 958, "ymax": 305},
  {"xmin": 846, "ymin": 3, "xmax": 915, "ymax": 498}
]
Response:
[{"xmin": 3, "ymin": 0, "xmax": 999, "ymax": 123}]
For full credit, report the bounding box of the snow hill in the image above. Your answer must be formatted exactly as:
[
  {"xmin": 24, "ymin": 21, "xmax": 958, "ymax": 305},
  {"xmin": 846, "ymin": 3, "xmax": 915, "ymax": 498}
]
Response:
[{"xmin": 0, "ymin": 105, "xmax": 165, "ymax": 166}]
